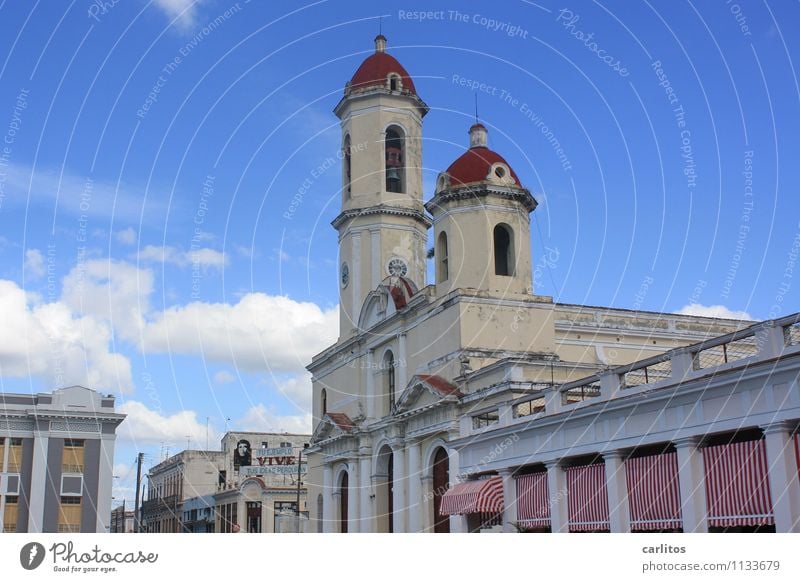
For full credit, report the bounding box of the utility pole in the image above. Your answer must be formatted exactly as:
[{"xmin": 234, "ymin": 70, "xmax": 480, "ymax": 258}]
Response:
[
  {"xmin": 296, "ymin": 443, "xmax": 308, "ymax": 533},
  {"xmin": 134, "ymin": 453, "xmax": 144, "ymax": 533}
]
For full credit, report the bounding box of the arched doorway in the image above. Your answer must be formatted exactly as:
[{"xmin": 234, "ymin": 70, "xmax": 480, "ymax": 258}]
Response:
[
  {"xmin": 432, "ymin": 447, "xmax": 450, "ymax": 533},
  {"xmin": 339, "ymin": 472, "xmax": 349, "ymax": 533}
]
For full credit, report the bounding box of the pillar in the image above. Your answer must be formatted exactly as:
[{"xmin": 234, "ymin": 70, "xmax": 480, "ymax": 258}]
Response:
[
  {"xmin": 28, "ymin": 430, "xmax": 49, "ymax": 533},
  {"xmin": 366, "ymin": 350, "xmax": 376, "ymax": 419},
  {"xmin": 407, "ymin": 441, "xmax": 422, "ymax": 532},
  {"xmin": 359, "ymin": 455, "xmax": 373, "ymax": 533},
  {"xmin": 762, "ymin": 422, "xmax": 800, "ymax": 532},
  {"xmin": 674, "ymin": 437, "xmax": 708, "ymax": 532},
  {"xmin": 349, "ymin": 461, "xmax": 360, "ymax": 533},
  {"xmin": 603, "ymin": 451, "xmax": 630, "ymax": 532},
  {"xmin": 322, "ymin": 464, "xmax": 334, "ymax": 533},
  {"xmin": 397, "ymin": 333, "xmax": 408, "ymax": 392},
  {"xmin": 448, "ymin": 447, "xmax": 467, "ymax": 533},
  {"xmin": 392, "ymin": 446, "xmax": 407, "ymax": 532},
  {"xmin": 499, "ymin": 469, "xmax": 517, "ymax": 533},
  {"xmin": 546, "ymin": 460, "xmax": 568, "ymax": 532}
]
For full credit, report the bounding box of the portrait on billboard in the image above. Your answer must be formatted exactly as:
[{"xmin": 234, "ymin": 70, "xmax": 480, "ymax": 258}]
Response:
[{"xmin": 234, "ymin": 439, "xmax": 252, "ymax": 468}]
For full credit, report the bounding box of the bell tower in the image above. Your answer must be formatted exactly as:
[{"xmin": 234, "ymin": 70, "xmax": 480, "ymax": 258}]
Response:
[{"xmin": 332, "ymin": 36, "xmax": 431, "ymax": 337}]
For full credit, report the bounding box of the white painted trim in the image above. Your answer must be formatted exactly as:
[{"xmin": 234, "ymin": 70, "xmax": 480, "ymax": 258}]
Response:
[{"xmin": 28, "ymin": 432, "xmax": 49, "ymax": 533}]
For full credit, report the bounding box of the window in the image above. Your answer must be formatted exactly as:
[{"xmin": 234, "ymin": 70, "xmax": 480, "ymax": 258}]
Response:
[
  {"xmin": 472, "ymin": 410, "xmax": 500, "ymax": 429},
  {"xmin": 280, "ymin": 442, "xmax": 292, "ymax": 448},
  {"xmin": 385, "ymin": 126, "xmax": 405, "ymax": 193},
  {"xmin": 4, "ymin": 474, "xmax": 20, "ymax": 495},
  {"xmin": 10, "ymin": 438, "xmax": 23, "ymax": 446},
  {"xmin": 493, "ymin": 224, "xmax": 514, "ymax": 276},
  {"xmin": 388, "ymin": 74, "xmax": 400, "ymax": 91},
  {"xmin": 437, "ymin": 231, "xmax": 449, "ymax": 283},
  {"xmin": 61, "ymin": 474, "xmax": 83, "ymax": 496},
  {"xmin": 62, "ymin": 439, "xmax": 85, "ymax": 473},
  {"xmin": 64, "ymin": 439, "xmax": 84, "ymax": 448},
  {"xmin": 384, "ymin": 351, "xmax": 396, "ymax": 414},
  {"xmin": 321, "ymin": 388, "xmax": 327, "ymax": 416},
  {"xmin": 343, "ymin": 134, "xmax": 352, "ymax": 197}
]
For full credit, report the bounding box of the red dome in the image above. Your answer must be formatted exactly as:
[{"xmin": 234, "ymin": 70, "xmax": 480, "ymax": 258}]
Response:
[
  {"xmin": 348, "ymin": 37, "xmax": 417, "ymax": 95},
  {"xmin": 446, "ymin": 147, "xmax": 521, "ymax": 187}
]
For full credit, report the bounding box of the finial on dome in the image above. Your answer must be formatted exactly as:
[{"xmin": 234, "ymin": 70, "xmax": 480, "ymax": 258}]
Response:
[
  {"xmin": 469, "ymin": 123, "xmax": 488, "ymax": 148},
  {"xmin": 375, "ymin": 34, "xmax": 387, "ymax": 53}
]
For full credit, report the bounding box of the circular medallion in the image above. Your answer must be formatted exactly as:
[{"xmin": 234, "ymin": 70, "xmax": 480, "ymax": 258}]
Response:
[{"xmin": 387, "ymin": 257, "xmax": 408, "ymax": 277}]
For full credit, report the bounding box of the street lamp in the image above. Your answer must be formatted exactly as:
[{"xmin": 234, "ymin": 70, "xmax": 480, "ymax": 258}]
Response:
[{"xmin": 296, "ymin": 443, "xmax": 309, "ymax": 533}]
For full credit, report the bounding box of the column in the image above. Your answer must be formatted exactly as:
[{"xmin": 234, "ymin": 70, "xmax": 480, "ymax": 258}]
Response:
[
  {"xmin": 370, "ymin": 229, "xmax": 381, "ymax": 289},
  {"xmin": 448, "ymin": 447, "xmax": 467, "ymax": 533},
  {"xmin": 0, "ymin": 437, "xmax": 8, "ymax": 533},
  {"xmin": 603, "ymin": 451, "xmax": 630, "ymax": 532},
  {"xmin": 499, "ymin": 469, "xmax": 517, "ymax": 533},
  {"xmin": 397, "ymin": 333, "xmax": 408, "ymax": 392},
  {"xmin": 322, "ymin": 464, "xmax": 334, "ymax": 533},
  {"xmin": 545, "ymin": 460, "xmax": 568, "ymax": 533},
  {"xmin": 96, "ymin": 435, "xmax": 116, "ymax": 533},
  {"xmin": 674, "ymin": 437, "xmax": 708, "ymax": 532},
  {"xmin": 366, "ymin": 350, "xmax": 376, "ymax": 419},
  {"xmin": 392, "ymin": 446, "xmax": 407, "ymax": 532},
  {"xmin": 359, "ymin": 455, "xmax": 372, "ymax": 533},
  {"xmin": 406, "ymin": 441, "xmax": 422, "ymax": 532},
  {"xmin": 349, "ymin": 461, "xmax": 360, "ymax": 533},
  {"xmin": 28, "ymin": 430, "xmax": 49, "ymax": 533},
  {"xmin": 351, "ymin": 232, "xmax": 361, "ymax": 320},
  {"xmin": 762, "ymin": 422, "xmax": 800, "ymax": 533}
]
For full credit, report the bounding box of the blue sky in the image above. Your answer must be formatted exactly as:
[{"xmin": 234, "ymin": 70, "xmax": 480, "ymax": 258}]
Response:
[{"xmin": 0, "ymin": 0, "xmax": 798, "ymax": 504}]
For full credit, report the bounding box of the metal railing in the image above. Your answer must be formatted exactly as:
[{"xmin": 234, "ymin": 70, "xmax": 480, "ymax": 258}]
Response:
[
  {"xmin": 693, "ymin": 333, "xmax": 759, "ymax": 370},
  {"xmin": 513, "ymin": 397, "xmax": 546, "ymax": 418},
  {"xmin": 561, "ymin": 380, "xmax": 601, "ymax": 405},
  {"xmin": 620, "ymin": 358, "xmax": 672, "ymax": 389}
]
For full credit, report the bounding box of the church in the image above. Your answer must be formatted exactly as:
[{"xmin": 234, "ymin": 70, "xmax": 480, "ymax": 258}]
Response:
[{"xmin": 304, "ymin": 36, "xmax": 769, "ymax": 533}]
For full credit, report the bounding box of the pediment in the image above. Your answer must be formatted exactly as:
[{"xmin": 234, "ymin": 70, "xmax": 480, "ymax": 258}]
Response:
[
  {"xmin": 311, "ymin": 412, "xmax": 356, "ymax": 442},
  {"xmin": 394, "ymin": 374, "xmax": 463, "ymax": 414}
]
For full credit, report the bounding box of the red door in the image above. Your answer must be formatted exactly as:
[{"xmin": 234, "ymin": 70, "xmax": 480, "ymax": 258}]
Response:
[
  {"xmin": 340, "ymin": 473, "xmax": 348, "ymax": 533},
  {"xmin": 433, "ymin": 447, "xmax": 450, "ymax": 533}
]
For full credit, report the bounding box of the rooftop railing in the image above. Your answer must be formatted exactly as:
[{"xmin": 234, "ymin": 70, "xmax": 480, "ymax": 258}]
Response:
[{"xmin": 467, "ymin": 312, "xmax": 800, "ymax": 436}]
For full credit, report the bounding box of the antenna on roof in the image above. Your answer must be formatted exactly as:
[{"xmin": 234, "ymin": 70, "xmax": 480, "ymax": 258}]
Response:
[
  {"xmin": 474, "ymin": 93, "xmax": 479, "ymax": 125},
  {"xmin": 379, "ymin": 15, "xmax": 382, "ymax": 36}
]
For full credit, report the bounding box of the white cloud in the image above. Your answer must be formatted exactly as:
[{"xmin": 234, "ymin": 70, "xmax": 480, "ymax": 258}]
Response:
[
  {"xmin": 274, "ymin": 372, "xmax": 313, "ymax": 411},
  {"xmin": 153, "ymin": 0, "xmax": 203, "ymax": 28},
  {"xmin": 141, "ymin": 293, "xmax": 338, "ymax": 374},
  {"xmin": 136, "ymin": 245, "xmax": 227, "ymax": 270},
  {"xmin": 676, "ymin": 303, "xmax": 753, "ymax": 321},
  {"xmin": 61, "ymin": 259, "xmax": 152, "ymax": 344},
  {"xmin": 0, "ymin": 279, "xmax": 134, "ymax": 392},
  {"xmin": 239, "ymin": 404, "xmax": 312, "ymax": 434},
  {"xmin": 115, "ymin": 227, "xmax": 137, "ymax": 246},
  {"xmin": 24, "ymin": 249, "xmax": 44, "ymax": 278},
  {"xmin": 117, "ymin": 400, "xmax": 219, "ymax": 446},
  {"xmin": 213, "ymin": 370, "xmax": 236, "ymax": 384}
]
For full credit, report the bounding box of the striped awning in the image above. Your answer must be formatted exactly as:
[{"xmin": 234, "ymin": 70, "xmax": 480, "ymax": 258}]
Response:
[
  {"xmin": 702, "ymin": 440, "xmax": 774, "ymax": 527},
  {"xmin": 625, "ymin": 452, "xmax": 682, "ymax": 530},
  {"xmin": 515, "ymin": 472, "xmax": 550, "ymax": 528},
  {"xmin": 439, "ymin": 476, "xmax": 504, "ymax": 516},
  {"xmin": 566, "ymin": 464, "xmax": 610, "ymax": 532},
  {"xmin": 794, "ymin": 433, "xmax": 800, "ymax": 477}
]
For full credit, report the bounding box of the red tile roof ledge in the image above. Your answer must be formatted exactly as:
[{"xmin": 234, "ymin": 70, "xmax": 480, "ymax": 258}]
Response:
[
  {"xmin": 325, "ymin": 412, "xmax": 356, "ymax": 433},
  {"xmin": 416, "ymin": 374, "xmax": 463, "ymax": 398}
]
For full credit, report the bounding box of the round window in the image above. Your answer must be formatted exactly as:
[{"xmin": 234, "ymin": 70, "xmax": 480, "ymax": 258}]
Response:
[
  {"xmin": 387, "ymin": 258, "xmax": 408, "ymax": 277},
  {"xmin": 340, "ymin": 263, "xmax": 349, "ymax": 288}
]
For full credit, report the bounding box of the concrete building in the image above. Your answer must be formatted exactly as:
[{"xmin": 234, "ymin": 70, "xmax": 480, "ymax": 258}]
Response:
[
  {"xmin": 450, "ymin": 314, "xmax": 800, "ymax": 533},
  {"xmin": 141, "ymin": 449, "xmax": 225, "ymax": 533},
  {"xmin": 142, "ymin": 431, "xmax": 310, "ymax": 533},
  {"xmin": 110, "ymin": 504, "xmax": 135, "ymax": 533},
  {"xmin": 215, "ymin": 432, "xmax": 310, "ymax": 533},
  {"xmin": 305, "ymin": 36, "xmax": 752, "ymax": 533},
  {"xmin": 0, "ymin": 385, "xmax": 125, "ymax": 533}
]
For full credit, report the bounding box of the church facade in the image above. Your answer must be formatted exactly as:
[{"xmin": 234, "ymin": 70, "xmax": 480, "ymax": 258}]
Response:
[{"xmin": 305, "ymin": 36, "xmax": 749, "ymax": 533}]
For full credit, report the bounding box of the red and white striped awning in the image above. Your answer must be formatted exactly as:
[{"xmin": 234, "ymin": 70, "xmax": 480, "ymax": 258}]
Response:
[
  {"xmin": 794, "ymin": 432, "xmax": 800, "ymax": 477},
  {"xmin": 625, "ymin": 452, "xmax": 682, "ymax": 530},
  {"xmin": 439, "ymin": 476, "xmax": 504, "ymax": 516},
  {"xmin": 566, "ymin": 464, "xmax": 610, "ymax": 532},
  {"xmin": 515, "ymin": 472, "xmax": 550, "ymax": 528},
  {"xmin": 702, "ymin": 439, "xmax": 774, "ymax": 527}
]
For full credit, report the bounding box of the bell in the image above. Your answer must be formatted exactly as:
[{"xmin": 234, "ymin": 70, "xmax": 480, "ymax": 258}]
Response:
[{"xmin": 386, "ymin": 168, "xmax": 401, "ymax": 182}]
